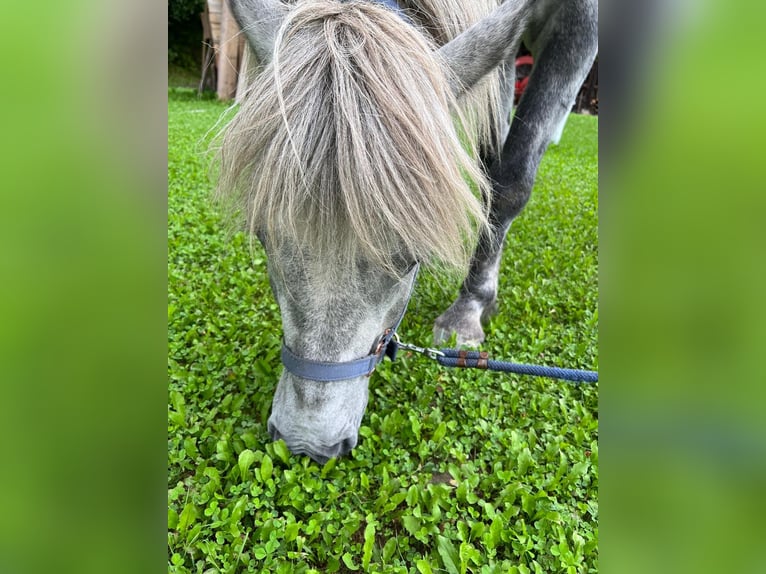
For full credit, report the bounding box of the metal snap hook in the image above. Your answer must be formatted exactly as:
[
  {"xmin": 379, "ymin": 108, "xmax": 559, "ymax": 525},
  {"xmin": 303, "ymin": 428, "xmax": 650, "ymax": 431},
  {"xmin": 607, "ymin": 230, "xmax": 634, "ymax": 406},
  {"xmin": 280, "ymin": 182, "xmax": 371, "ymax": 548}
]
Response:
[{"xmin": 392, "ymin": 333, "xmax": 445, "ymax": 360}]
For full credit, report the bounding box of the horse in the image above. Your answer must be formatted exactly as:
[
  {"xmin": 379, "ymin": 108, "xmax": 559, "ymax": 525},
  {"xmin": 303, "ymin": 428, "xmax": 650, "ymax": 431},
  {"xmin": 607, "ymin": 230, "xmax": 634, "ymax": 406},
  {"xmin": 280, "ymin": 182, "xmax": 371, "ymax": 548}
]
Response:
[{"xmin": 215, "ymin": 0, "xmax": 598, "ymax": 463}]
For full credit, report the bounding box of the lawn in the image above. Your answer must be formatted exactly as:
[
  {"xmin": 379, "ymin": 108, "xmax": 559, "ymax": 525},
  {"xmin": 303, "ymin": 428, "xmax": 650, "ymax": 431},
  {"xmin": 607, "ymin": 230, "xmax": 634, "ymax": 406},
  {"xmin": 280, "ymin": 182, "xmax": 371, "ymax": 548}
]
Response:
[{"xmin": 168, "ymin": 87, "xmax": 598, "ymax": 573}]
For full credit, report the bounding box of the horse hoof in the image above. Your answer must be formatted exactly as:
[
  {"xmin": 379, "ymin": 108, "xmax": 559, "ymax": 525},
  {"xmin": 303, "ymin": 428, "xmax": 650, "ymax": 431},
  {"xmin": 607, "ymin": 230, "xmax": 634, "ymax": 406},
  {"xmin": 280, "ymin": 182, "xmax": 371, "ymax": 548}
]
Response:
[{"xmin": 433, "ymin": 314, "xmax": 485, "ymax": 347}]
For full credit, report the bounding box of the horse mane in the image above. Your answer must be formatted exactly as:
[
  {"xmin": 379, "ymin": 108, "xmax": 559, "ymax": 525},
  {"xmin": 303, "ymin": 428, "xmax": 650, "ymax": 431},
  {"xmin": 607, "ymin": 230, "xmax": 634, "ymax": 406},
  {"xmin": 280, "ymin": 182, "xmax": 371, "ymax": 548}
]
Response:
[{"xmin": 216, "ymin": 0, "xmax": 501, "ymax": 276}]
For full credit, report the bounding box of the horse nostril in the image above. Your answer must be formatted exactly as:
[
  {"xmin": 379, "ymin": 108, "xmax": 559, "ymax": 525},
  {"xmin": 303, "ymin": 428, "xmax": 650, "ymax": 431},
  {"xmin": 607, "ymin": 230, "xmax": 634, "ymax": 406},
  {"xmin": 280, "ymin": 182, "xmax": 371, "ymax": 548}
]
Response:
[{"xmin": 338, "ymin": 435, "xmax": 357, "ymax": 456}]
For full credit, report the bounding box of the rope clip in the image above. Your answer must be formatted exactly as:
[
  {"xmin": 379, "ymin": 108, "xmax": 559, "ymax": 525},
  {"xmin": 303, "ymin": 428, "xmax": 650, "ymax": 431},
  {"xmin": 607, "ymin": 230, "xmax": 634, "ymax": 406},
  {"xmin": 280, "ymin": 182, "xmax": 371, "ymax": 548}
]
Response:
[{"xmin": 392, "ymin": 333, "xmax": 445, "ymax": 360}]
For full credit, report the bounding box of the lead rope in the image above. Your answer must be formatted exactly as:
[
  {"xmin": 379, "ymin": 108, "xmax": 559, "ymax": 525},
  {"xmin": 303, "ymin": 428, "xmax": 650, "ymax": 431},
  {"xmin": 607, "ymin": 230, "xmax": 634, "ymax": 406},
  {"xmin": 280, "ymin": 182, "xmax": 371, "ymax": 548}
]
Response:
[{"xmin": 393, "ymin": 336, "xmax": 598, "ymax": 383}]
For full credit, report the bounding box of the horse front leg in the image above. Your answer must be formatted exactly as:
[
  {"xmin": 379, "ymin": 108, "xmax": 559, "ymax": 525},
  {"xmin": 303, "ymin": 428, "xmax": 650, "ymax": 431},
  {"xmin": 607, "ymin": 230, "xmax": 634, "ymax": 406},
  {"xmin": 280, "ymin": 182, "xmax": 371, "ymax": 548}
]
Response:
[
  {"xmin": 433, "ymin": 58, "xmax": 520, "ymax": 346},
  {"xmin": 432, "ymin": 156, "xmax": 531, "ymax": 346}
]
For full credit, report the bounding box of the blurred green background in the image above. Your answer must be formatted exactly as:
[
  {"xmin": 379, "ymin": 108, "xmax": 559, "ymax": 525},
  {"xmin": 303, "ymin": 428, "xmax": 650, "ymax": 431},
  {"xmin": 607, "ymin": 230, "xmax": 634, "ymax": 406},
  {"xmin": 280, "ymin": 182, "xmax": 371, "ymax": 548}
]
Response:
[{"xmin": 600, "ymin": 0, "xmax": 766, "ymax": 572}]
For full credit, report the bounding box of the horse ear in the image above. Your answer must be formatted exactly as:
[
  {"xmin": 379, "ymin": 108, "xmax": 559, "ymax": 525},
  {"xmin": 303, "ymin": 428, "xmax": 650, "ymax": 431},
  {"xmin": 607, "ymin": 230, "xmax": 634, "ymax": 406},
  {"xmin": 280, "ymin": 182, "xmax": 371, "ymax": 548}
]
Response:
[
  {"xmin": 227, "ymin": 0, "xmax": 287, "ymax": 63},
  {"xmin": 437, "ymin": 0, "xmax": 530, "ymax": 98}
]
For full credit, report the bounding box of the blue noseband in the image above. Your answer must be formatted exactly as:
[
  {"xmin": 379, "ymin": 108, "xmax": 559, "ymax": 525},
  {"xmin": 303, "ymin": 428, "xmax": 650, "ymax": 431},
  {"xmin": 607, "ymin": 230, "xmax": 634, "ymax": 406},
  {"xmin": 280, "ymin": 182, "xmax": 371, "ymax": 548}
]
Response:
[{"xmin": 280, "ymin": 264, "xmax": 420, "ymax": 382}]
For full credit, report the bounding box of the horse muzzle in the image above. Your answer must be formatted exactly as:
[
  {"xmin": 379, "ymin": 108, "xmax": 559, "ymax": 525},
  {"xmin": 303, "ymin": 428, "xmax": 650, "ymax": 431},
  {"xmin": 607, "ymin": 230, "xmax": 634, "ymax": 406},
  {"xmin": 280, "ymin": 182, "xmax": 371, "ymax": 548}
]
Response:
[{"xmin": 267, "ymin": 418, "xmax": 359, "ymax": 464}]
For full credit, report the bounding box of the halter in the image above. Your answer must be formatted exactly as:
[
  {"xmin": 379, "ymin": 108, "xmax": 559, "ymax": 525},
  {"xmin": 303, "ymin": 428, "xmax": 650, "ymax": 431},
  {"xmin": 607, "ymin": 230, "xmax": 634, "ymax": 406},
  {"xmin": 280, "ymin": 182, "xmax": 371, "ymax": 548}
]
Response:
[
  {"xmin": 279, "ymin": 259, "xmax": 598, "ymax": 384},
  {"xmin": 277, "ymin": 0, "xmax": 599, "ymax": 385},
  {"xmin": 280, "ymin": 264, "xmax": 420, "ymax": 382}
]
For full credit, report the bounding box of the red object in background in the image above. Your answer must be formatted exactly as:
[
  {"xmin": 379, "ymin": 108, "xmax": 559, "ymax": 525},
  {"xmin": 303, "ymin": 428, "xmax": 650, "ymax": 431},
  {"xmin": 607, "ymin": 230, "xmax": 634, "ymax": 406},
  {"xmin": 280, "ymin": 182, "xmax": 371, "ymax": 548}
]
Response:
[
  {"xmin": 514, "ymin": 52, "xmax": 598, "ymax": 114},
  {"xmin": 515, "ymin": 54, "xmax": 534, "ymax": 101}
]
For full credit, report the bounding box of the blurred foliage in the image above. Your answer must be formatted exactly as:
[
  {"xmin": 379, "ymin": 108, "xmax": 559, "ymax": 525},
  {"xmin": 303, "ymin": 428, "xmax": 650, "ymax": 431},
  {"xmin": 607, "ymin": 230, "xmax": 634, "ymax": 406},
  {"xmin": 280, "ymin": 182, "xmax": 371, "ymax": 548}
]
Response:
[
  {"xmin": 169, "ymin": 0, "xmax": 207, "ymax": 24},
  {"xmin": 168, "ymin": 0, "xmax": 205, "ymax": 71}
]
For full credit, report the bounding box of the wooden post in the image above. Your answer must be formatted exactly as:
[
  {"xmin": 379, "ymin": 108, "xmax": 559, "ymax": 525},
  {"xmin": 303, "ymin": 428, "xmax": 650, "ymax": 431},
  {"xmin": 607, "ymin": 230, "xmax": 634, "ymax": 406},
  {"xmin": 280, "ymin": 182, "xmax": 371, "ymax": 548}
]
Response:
[
  {"xmin": 216, "ymin": 0, "xmax": 240, "ymax": 100},
  {"xmin": 206, "ymin": 0, "xmax": 222, "ymax": 72}
]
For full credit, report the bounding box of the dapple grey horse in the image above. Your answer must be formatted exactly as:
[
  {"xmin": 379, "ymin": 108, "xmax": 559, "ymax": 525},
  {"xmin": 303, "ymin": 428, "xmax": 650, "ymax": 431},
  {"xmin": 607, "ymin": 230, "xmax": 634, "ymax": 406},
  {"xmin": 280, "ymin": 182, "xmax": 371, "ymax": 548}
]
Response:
[{"xmin": 218, "ymin": 0, "xmax": 597, "ymax": 462}]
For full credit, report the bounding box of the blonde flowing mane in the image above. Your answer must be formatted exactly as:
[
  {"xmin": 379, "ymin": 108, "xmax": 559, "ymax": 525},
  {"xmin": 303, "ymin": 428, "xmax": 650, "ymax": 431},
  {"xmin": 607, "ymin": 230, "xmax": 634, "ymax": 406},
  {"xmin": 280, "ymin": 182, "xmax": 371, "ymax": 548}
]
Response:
[{"xmin": 216, "ymin": 0, "xmax": 502, "ymax": 275}]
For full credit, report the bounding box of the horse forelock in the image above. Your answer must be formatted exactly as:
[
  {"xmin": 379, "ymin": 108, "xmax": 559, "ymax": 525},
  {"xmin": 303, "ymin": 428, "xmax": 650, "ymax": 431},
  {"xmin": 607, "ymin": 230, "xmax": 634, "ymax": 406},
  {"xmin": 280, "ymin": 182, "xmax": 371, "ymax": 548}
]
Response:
[{"xmin": 216, "ymin": 0, "xmax": 502, "ymax": 277}]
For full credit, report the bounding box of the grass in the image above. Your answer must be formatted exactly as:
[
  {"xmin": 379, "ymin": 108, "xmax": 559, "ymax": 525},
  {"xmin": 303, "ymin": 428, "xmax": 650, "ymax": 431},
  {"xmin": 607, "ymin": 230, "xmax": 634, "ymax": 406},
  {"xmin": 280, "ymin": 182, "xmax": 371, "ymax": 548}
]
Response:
[
  {"xmin": 169, "ymin": 62, "xmax": 218, "ymax": 94},
  {"xmin": 169, "ymin": 64, "xmax": 201, "ymax": 89},
  {"xmin": 168, "ymin": 90, "xmax": 598, "ymax": 573}
]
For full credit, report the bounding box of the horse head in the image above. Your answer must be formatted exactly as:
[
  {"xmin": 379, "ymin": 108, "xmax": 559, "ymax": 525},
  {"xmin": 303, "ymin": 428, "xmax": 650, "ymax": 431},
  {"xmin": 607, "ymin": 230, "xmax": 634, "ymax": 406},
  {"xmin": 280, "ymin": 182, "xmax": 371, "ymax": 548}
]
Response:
[{"xmin": 217, "ymin": 0, "xmax": 529, "ymax": 462}]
